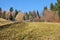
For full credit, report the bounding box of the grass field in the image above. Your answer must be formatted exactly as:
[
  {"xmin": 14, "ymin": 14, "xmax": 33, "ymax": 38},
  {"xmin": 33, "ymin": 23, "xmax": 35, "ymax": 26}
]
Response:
[{"xmin": 0, "ymin": 22, "xmax": 60, "ymax": 40}]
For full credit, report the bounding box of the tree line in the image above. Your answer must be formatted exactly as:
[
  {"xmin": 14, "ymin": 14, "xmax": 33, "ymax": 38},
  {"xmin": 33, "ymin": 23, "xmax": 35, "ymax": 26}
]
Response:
[
  {"xmin": 44, "ymin": 0, "xmax": 60, "ymax": 19},
  {"xmin": 0, "ymin": 7, "xmax": 19, "ymax": 20},
  {"xmin": 0, "ymin": 0, "xmax": 60, "ymax": 22},
  {"xmin": 0, "ymin": 7, "xmax": 40, "ymax": 21}
]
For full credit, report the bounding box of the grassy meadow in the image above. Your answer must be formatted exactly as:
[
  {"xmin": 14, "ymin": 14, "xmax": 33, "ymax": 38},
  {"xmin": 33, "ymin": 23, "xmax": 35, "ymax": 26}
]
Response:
[{"xmin": 0, "ymin": 22, "xmax": 60, "ymax": 40}]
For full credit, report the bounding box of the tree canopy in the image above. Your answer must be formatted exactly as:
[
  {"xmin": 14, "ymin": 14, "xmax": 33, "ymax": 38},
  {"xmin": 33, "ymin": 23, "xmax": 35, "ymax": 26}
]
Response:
[{"xmin": 9, "ymin": 7, "xmax": 14, "ymax": 12}]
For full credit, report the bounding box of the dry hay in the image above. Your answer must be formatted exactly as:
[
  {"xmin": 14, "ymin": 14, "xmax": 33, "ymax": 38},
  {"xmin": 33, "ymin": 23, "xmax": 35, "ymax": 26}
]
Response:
[{"xmin": 15, "ymin": 12, "xmax": 24, "ymax": 22}]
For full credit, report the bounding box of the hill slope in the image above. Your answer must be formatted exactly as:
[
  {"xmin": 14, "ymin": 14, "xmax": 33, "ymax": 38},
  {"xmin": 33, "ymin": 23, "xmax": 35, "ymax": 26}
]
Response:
[
  {"xmin": 0, "ymin": 18, "xmax": 13, "ymax": 26},
  {"xmin": 0, "ymin": 22, "xmax": 60, "ymax": 40}
]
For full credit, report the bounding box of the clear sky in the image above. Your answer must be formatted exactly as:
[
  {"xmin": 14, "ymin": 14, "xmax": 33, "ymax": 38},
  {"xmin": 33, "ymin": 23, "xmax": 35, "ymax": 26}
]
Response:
[{"xmin": 0, "ymin": 0, "xmax": 57, "ymax": 13}]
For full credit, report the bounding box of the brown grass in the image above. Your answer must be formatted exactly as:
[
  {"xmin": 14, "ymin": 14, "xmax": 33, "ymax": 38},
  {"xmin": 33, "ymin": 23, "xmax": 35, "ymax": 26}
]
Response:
[
  {"xmin": 0, "ymin": 22, "xmax": 60, "ymax": 40},
  {"xmin": 0, "ymin": 18, "xmax": 13, "ymax": 26}
]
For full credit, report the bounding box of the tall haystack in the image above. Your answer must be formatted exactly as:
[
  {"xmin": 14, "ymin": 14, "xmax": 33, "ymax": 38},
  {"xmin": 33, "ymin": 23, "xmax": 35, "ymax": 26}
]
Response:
[{"xmin": 15, "ymin": 12, "xmax": 25, "ymax": 22}]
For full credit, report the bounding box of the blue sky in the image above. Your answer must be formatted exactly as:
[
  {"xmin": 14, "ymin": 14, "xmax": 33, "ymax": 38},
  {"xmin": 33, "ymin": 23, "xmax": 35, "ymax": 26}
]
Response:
[{"xmin": 0, "ymin": 0, "xmax": 57, "ymax": 13}]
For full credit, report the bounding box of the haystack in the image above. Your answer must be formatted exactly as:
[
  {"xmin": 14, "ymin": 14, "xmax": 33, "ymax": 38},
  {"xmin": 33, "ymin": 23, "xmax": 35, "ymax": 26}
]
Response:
[{"xmin": 15, "ymin": 12, "xmax": 25, "ymax": 22}]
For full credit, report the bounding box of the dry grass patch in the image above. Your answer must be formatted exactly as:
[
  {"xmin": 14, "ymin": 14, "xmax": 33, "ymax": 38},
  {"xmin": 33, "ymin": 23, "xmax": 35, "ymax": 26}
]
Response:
[
  {"xmin": 0, "ymin": 18, "xmax": 13, "ymax": 26},
  {"xmin": 0, "ymin": 22, "xmax": 60, "ymax": 40}
]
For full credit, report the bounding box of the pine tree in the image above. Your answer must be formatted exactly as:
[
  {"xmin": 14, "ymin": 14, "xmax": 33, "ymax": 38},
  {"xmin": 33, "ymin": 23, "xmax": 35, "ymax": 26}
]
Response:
[
  {"xmin": 0, "ymin": 8, "xmax": 2, "ymax": 18},
  {"xmin": 44, "ymin": 6, "xmax": 47, "ymax": 10},
  {"xmin": 15, "ymin": 9, "xmax": 18, "ymax": 17},
  {"xmin": 57, "ymin": 0, "xmax": 60, "ymax": 3},
  {"xmin": 37, "ymin": 10, "xmax": 40, "ymax": 18},
  {"xmin": 10, "ymin": 7, "xmax": 14, "ymax": 12},
  {"xmin": 0, "ymin": 8, "xmax": 2, "ymax": 11},
  {"xmin": 2, "ymin": 11, "xmax": 6, "ymax": 19},
  {"xmin": 56, "ymin": 0, "xmax": 60, "ymax": 18},
  {"xmin": 9, "ymin": 7, "xmax": 14, "ymax": 20},
  {"xmin": 25, "ymin": 12, "xmax": 29, "ymax": 20},
  {"xmin": 50, "ymin": 3, "xmax": 55, "ymax": 10},
  {"xmin": 55, "ymin": 3, "xmax": 57, "ymax": 11},
  {"xmin": 9, "ymin": 14, "xmax": 13, "ymax": 20}
]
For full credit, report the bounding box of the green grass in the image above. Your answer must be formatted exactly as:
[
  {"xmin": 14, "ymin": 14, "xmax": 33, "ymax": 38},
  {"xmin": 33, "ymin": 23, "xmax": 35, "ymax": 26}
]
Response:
[{"xmin": 0, "ymin": 22, "xmax": 60, "ymax": 40}]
